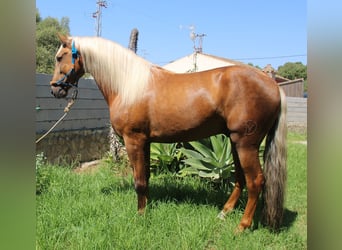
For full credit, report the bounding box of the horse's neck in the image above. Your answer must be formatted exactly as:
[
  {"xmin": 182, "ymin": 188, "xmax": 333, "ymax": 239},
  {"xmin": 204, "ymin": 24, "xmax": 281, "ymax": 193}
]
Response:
[
  {"xmin": 91, "ymin": 77, "xmax": 117, "ymax": 106},
  {"xmin": 79, "ymin": 36, "xmax": 152, "ymax": 106},
  {"xmin": 81, "ymin": 50, "xmax": 119, "ymax": 102}
]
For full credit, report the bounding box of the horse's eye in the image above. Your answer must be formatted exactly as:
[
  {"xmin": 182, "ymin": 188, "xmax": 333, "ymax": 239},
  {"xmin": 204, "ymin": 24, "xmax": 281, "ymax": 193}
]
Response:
[{"xmin": 56, "ymin": 56, "xmax": 63, "ymax": 62}]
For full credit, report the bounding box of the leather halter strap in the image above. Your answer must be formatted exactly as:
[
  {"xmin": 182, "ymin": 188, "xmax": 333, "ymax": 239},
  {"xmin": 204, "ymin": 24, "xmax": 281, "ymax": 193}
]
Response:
[{"xmin": 52, "ymin": 40, "xmax": 79, "ymax": 88}]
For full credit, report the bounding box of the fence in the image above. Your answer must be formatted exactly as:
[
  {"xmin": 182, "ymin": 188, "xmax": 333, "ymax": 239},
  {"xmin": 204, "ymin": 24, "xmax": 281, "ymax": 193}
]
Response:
[
  {"xmin": 286, "ymin": 96, "xmax": 307, "ymax": 125},
  {"xmin": 36, "ymin": 74, "xmax": 109, "ymax": 133},
  {"xmin": 36, "ymin": 74, "xmax": 110, "ymax": 163},
  {"xmin": 279, "ymin": 79, "xmax": 304, "ymax": 98},
  {"xmin": 36, "ymin": 74, "xmax": 307, "ymax": 163}
]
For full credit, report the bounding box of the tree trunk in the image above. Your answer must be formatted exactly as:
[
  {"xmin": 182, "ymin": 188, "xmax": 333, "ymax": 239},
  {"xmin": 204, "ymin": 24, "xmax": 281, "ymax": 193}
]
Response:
[{"xmin": 128, "ymin": 28, "xmax": 139, "ymax": 53}]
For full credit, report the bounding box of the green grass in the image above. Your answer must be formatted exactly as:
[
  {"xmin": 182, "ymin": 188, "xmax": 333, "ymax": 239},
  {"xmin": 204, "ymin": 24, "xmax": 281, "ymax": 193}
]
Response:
[{"xmin": 37, "ymin": 132, "xmax": 307, "ymax": 249}]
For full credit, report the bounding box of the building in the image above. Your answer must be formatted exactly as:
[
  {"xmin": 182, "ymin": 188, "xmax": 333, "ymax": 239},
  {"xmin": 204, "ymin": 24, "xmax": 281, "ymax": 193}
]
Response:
[{"xmin": 163, "ymin": 52, "xmax": 304, "ymax": 97}]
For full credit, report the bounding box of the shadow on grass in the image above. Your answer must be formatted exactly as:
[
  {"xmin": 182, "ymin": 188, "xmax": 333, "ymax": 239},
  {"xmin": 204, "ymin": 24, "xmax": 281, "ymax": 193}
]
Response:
[
  {"xmin": 252, "ymin": 198, "xmax": 298, "ymax": 232},
  {"xmin": 282, "ymin": 209, "xmax": 298, "ymax": 229},
  {"xmin": 100, "ymin": 175, "xmax": 298, "ymax": 231},
  {"xmin": 148, "ymin": 177, "xmax": 229, "ymax": 209},
  {"xmin": 100, "ymin": 177, "xmax": 133, "ymax": 194},
  {"xmin": 150, "ymin": 178, "xmax": 298, "ymax": 232},
  {"xmin": 100, "ymin": 175, "xmax": 230, "ymax": 209}
]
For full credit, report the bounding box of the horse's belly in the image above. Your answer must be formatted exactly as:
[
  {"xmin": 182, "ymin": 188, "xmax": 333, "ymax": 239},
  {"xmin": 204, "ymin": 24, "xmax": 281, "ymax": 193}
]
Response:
[{"xmin": 149, "ymin": 114, "xmax": 227, "ymax": 143}]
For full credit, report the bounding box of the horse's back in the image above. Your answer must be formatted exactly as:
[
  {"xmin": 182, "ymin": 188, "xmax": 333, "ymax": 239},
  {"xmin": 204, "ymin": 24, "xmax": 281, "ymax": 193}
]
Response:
[{"xmin": 146, "ymin": 65, "xmax": 280, "ymax": 142}]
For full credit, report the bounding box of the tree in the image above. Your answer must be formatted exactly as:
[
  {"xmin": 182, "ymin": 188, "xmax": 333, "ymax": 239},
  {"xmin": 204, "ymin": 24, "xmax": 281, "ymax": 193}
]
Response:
[
  {"xmin": 60, "ymin": 17, "xmax": 70, "ymax": 34},
  {"xmin": 36, "ymin": 8, "xmax": 41, "ymax": 23},
  {"xmin": 247, "ymin": 62, "xmax": 262, "ymax": 70},
  {"xmin": 277, "ymin": 62, "xmax": 307, "ymax": 93},
  {"xmin": 277, "ymin": 62, "xmax": 307, "ymax": 80},
  {"xmin": 36, "ymin": 9, "xmax": 70, "ymax": 73}
]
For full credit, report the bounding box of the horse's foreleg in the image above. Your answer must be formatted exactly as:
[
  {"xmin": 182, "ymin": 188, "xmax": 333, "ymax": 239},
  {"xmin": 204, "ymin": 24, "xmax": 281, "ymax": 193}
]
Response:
[
  {"xmin": 235, "ymin": 146, "xmax": 264, "ymax": 232},
  {"xmin": 124, "ymin": 136, "xmax": 150, "ymax": 214},
  {"xmin": 218, "ymin": 143, "xmax": 245, "ymax": 220}
]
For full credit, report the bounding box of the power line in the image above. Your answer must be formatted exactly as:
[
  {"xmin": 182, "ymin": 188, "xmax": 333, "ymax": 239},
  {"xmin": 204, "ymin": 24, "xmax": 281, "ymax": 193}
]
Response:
[
  {"xmin": 153, "ymin": 53, "xmax": 307, "ymax": 66},
  {"xmin": 232, "ymin": 54, "xmax": 307, "ymax": 61}
]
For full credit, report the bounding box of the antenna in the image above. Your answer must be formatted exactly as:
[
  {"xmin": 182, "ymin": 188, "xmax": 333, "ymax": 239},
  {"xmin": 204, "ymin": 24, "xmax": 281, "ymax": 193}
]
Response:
[
  {"xmin": 179, "ymin": 25, "xmax": 207, "ymax": 72},
  {"xmin": 92, "ymin": 1, "xmax": 108, "ymax": 37},
  {"xmin": 187, "ymin": 25, "xmax": 206, "ymax": 53},
  {"xmin": 192, "ymin": 33, "xmax": 206, "ymax": 53}
]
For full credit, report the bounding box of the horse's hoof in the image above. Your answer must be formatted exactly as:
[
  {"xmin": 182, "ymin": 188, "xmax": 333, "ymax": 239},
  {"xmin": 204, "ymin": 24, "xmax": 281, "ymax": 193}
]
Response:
[
  {"xmin": 234, "ymin": 225, "xmax": 245, "ymax": 235},
  {"xmin": 217, "ymin": 211, "xmax": 226, "ymax": 220},
  {"xmin": 137, "ymin": 208, "xmax": 145, "ymax": 215},
  {"xmin": 234, "ymin": 224, "xmax": 252, "ymax": 235}
]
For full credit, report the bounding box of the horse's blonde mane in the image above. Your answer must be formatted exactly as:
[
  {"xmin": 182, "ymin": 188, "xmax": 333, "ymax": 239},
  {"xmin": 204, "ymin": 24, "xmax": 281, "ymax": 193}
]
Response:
[{"xmin": 73, "ymin": 36, "xmax": 152, "ymax": 106}]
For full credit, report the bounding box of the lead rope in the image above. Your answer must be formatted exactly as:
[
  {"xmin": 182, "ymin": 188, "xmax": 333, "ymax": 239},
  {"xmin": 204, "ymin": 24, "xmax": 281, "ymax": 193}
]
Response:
[{"xmin": 36, "ymin": 88, "xmax": 78, "ymax": 144}]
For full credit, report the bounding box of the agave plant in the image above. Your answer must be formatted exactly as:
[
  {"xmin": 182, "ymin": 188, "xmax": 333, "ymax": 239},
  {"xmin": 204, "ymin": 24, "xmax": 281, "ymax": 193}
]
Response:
[
  {"xmin": 179, "ymin": 134, "xmax": 234, "ymax": 183},
  {"xmin": 150, "ymin": 142, "xmax": 183, "ymax": 174}
]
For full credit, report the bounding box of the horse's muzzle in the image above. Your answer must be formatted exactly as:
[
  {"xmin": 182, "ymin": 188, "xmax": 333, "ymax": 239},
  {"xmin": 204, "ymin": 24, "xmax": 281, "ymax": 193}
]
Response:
[{"xmin": 50, "ymin": 85, "xmax": 68, "ymax": 98}]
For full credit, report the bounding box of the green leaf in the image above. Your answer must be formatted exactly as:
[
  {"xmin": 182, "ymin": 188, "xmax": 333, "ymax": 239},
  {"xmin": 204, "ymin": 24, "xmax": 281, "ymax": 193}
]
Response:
[
  {"xmin": 178, "ymin": 165, "xmax": 205, "ymax": 177},
  {"xmin": 189, "ymin": 141, "xmax": 215, "ymax": 159},
  {"xmin": 198, "ymin": 171, "xmax": 219, "ymax": 179},
  {"xmin": 211, "ymin": 135, "xmax": 224, "ymax": 155},
  {"xmin": 201, "ymin": 158, "xmax": 220, "ymax": 168},
  {"xmin": 180, "ymin": 148, "xmax": 204, "ymax": 160},
  {"xmin": 220, "ymin": 166, "xmax": 233, "ymax": 179},
  {"xmin": 182, "ymin": 158, "xmax": 211, "ymax": 171},
  {"xmin": 218, "ymin": 140, "xmax": 230, "ymax": 166}
]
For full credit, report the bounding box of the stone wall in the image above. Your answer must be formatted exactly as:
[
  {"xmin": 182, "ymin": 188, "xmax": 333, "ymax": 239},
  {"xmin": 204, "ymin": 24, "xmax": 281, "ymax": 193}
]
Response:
[{"xmin": 36, "ymin": 128, "xmax": 110, "ymax": 164}]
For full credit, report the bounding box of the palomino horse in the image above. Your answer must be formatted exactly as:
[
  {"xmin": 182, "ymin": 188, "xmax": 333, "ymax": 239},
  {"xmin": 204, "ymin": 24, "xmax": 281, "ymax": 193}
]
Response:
[{"xmin": 50, "ymin": 34, "xmax": 287, "ymax": 231}]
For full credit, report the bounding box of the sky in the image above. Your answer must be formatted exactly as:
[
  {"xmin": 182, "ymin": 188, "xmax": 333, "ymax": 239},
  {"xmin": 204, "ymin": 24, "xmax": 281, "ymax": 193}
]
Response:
[{"xmin": 36, "ymin": 0, "xmax": 307, "ymax": 69}]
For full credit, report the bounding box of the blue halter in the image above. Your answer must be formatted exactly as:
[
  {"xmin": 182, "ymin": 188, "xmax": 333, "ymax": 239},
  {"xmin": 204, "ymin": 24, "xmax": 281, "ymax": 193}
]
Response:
[
  {"xmin": 53, "ymin": 40, "xmax": 79, "ymax": 88},
  {"xmin": 71, "ymin": 40, "xmax": 78, "ymax": 65}
]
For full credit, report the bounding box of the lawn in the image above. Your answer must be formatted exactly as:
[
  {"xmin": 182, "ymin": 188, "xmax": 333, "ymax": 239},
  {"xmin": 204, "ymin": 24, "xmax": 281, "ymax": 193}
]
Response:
[{"xmin": 36, "ymin": 131, "xmax": 307, "ymax": 249}]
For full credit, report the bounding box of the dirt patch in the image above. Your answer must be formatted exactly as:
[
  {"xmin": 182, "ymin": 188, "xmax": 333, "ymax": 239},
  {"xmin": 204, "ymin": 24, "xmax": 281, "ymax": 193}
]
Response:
[
  {"xmin": 288, "ymin": 124, "xmax": 307, "ymax": 134},
  {"xmin": 74, "ymin": 160, "xmax": 102, "ymax": 174},
  {"xmin": 292, "ymin": 140, "xmax": 307, "ymax": 145}
]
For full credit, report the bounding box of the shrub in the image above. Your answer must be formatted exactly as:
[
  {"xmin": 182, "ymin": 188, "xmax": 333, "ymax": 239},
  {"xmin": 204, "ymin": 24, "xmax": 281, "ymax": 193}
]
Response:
[
  {"xmin": 36, "ymin": 152, "xmax": 51, "ymax": 194},
  {"xmin": 150, "ymin": 142, "xmax": 183, "ymax": 174},
  {"xmin": 179, "ymin": 135, "xmax": 234, "ymax": 186}
]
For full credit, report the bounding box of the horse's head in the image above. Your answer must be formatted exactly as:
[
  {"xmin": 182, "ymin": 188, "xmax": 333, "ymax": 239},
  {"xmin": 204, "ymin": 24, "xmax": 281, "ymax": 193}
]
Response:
[{"xmin": 50, "ymin": 34, "xmax": 85, "ymax": 98}]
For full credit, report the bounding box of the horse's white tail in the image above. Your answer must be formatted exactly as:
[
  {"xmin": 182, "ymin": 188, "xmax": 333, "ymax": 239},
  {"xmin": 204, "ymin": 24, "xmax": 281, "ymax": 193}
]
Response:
[{"xmin": 262, "ymin": 87, "xmax": 287, "ymax": 230}]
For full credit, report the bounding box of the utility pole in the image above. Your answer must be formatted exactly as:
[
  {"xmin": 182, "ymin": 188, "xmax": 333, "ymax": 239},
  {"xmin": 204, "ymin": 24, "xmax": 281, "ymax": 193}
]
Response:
[{"xmin": 92, "ymin": 1, "xmax": 107, "ymax": 37}]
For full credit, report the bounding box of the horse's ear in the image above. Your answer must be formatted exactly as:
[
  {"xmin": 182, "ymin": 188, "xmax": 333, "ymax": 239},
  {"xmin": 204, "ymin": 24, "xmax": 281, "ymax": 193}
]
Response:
[{"xmin": 57, "ymin": 33, "xmax": 70, "ymax": 45}]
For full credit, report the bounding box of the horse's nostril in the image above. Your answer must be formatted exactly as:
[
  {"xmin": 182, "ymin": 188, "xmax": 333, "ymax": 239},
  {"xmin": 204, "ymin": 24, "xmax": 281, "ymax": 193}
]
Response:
[{"xmin": 58, "ymin": 88, "xmax": 65, "ymax": 96}]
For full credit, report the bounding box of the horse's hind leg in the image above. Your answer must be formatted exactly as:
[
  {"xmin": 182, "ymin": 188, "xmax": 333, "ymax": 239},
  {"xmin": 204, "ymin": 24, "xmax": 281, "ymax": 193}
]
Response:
[
  {"xmin": 218, "ymin": 143, "xmax": 245, "ymax": 219},
  {"xmin": 234, "ymin": 145, "xmax": 264, "ymax": 231}
]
